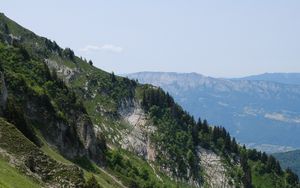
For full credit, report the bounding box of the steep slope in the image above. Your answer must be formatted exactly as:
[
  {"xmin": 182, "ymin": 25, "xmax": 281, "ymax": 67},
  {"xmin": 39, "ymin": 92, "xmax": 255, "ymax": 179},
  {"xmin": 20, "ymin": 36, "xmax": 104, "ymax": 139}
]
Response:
[
  {"xmin": 0, "ymin": 12, "xmax": 199, "ymax": 187},
  {"xmin": 0, "ymin": 12, "xmax": 299, "ymax": 188},
  {"xmin": 0, "ymin": 157, "xmax": 39, "ymax": 188},
  {"xmin": 0, "ymin": 118, "xmax": 85, "ymax": 187},
  {"xmin": 127, "ymin": 72, "xmax": 300, "ymax": 152},
  {"xmin": 274, "ymin": 150, "xmax": 300, "ymax": 177}
]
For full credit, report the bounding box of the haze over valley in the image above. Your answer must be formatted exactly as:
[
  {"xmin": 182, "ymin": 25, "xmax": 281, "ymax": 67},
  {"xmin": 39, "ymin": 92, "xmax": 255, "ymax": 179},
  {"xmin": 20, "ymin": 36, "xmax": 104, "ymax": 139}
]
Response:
[{"xmin": 127, "ymin": 72, "xmax": 300, "ymax": 153}]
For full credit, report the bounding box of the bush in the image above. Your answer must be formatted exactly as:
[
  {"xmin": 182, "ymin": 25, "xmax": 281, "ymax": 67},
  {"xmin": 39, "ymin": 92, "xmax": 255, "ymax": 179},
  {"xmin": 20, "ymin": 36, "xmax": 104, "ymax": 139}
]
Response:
[
  {"xmin": 63, "ymin": 48, "xmax": 75, "ymax": 60},
  {"xmin": 85, "ymin": 176, "xmax": 101, "ymax": 188}
]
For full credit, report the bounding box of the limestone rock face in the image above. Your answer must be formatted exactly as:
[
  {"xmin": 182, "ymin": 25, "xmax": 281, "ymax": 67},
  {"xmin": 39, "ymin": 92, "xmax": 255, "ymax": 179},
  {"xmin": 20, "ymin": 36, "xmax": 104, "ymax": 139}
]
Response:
[
  {"xmin": 45, "ymin": 59, "xmax": 80, "ymax": 83},
  {"xmin": 118, "ymin": 98, "xmax": 156, "ymax": 160},
  {"xmin": 25, "ymin": 98, "xmax": 105, "ymax": 164},
  {"xmin": 198, "ymin": 147, "xmax": 236, "ymax": 188}
]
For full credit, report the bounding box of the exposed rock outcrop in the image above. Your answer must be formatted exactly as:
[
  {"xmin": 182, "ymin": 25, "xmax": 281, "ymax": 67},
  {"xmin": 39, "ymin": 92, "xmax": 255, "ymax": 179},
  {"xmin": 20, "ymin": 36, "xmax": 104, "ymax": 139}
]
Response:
[
  {"xmin": 118, "ymin": 98, "xmax": 156, "ymax": 160},
  {"xmin": 42, "ymin": 59, "xmax": 105, "ymax": 164},
  {"xmin": 25, "ymin": 98, "xmax": 106, "ymax": 165},
  {"xmin": 198, "ymin": 147, "xmax": 235, "ymax": 188},
  {"xmin": 45, "ymin": 59, "xmax": 80, "ymax": 83}
]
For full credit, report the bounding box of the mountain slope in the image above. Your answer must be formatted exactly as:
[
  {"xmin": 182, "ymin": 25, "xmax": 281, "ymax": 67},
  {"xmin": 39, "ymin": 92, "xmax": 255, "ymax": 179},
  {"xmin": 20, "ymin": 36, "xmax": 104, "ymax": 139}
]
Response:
[
  {"xmin": 0, "ymin": 12, "xmax": 299, "ymax": 188},
  {"xmin": 274, "ymin": 150, "xmax": 300, "ymax": 177},
  {"xmin": 0, "ymin": 157, "xmax": 39, "ymax": 188},
  {"xmin": 127, "ymin": 72, "xmax": 300, "ymax": 152},
  {"xmin": 0, "ymin": 118, "xmax": 86, "ymax": 187}
]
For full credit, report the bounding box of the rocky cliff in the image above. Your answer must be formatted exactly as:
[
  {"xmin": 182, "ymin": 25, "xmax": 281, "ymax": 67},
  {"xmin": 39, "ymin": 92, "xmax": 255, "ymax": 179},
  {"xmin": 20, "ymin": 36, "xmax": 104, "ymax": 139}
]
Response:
[{"xmin": 0, "ymin": 12, "xmax": 298, "ymax": 188}]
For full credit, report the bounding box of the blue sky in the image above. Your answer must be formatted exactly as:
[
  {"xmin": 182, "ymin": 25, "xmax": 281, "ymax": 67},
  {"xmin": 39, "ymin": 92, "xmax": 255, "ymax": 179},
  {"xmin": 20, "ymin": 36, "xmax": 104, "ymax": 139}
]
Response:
[{"xmin": 2, "ymin": 0, "xmax": 300, "ymax": 77}]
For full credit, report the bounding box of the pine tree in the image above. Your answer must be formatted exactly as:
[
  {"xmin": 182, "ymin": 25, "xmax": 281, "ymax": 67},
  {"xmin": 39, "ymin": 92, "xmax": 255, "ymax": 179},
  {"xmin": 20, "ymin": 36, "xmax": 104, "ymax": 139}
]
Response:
[
  {"xmin": 192, "ymin": 122, "xmax": 200, "ymax": 146},
  {"xmin": 231, "ymin": 138, "xmax": 238, "ymax": 153},
  {"xmin": 202, "ymin": 119, "xmax": 209, "ymax": 133},
  {"xmin": 261, "ymin": 152, "xmax": 268, "ymax": 163},
  {"xmin": 240, "ymin": 152, "xmax": 252, "ymax": 188},
  {"xmin": 266, "ymin": 155, "xmax": 276, "ymax": 172},
  {"xmin": 3, "ymin": 23, "xmax": 9, "ymax": 34},
  {"xmin": 63, "ymin": 48, "xmax": 75, "ymax": 60},
  {"xmin": 224, "ymin": 132, "xmax": 231, "ymax": 151},
  {"xmin": 286, "ymin": 168, "xmax": 299, "ymax": 186},
  {"xmin": 111, "ymin": 72, "xmax": 116, "ymax": 82},
  {"xmin": 275, "ymin": 160, "xmax": 282, "ymax": 175}
]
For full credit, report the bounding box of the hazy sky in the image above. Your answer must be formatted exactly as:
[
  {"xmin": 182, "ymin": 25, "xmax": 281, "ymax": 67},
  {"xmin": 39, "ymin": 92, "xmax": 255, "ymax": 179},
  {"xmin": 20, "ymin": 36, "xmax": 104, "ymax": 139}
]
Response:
[{"xmin": 2, "ymin": 1, "xmax": 300, "ymax": 77}]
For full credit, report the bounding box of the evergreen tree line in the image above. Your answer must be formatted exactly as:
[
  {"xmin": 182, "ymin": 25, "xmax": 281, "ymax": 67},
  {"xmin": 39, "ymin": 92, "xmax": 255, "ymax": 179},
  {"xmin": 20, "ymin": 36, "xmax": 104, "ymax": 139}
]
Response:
[
  {"xmin": 141, "ymin": 86, "xmax": 239, "ymax": 154},
  {"xmin": 140, "ymin": 86, "xmax": 300, "ymax": 187}
]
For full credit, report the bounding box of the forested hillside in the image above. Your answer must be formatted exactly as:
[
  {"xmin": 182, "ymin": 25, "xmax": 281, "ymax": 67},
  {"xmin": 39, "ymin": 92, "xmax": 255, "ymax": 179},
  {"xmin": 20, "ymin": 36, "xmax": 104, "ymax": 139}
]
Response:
[{"xmin": 0, "ymin": 12, "xmax": 299, "ymax": 188}]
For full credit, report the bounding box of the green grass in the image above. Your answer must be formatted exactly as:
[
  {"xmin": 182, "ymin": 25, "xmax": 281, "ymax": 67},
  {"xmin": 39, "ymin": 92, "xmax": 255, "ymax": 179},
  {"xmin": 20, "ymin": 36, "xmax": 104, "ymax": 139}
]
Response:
[
  {"xmin": 41, "ymin": 143, "xmax": 72, "ymax": 165},
  {"xmin": 107, "ymin": 148, "xmax": 194, "ymax": 188},
  {"xmin": 0, "ymin": 118, "xmax": 86, "ymax": 186},
  {"xmin": 36, "ymin": 127, "xmax": 123, "ymax": 188},
  {"xmin": 34, "ymin": 128, "xmax": 72, "ymax": 165},
  {"xmin": 42, "ymin": 145, "xmax": 123, "ymax": 188},
  {"xmin": 35, "ymin": 129, "xmax": 124, "ymax": 188},
  {"xmin": 41, "ymin": 139, "xmax": 123, "ymax": 188},
  {"xmin": 49, "ymin": 54, "xmax": 77, "ymax": 69},
  {"xmin": 0, "ymin": 157, "xmax": 40, "ymax": 188},
  {"xmin": 84, "ymin": 166, "xmax": 124, "ymax": 188},
  {"xmin": 0, "ymin": 118, "xmax": 37, "ymax": 157}
]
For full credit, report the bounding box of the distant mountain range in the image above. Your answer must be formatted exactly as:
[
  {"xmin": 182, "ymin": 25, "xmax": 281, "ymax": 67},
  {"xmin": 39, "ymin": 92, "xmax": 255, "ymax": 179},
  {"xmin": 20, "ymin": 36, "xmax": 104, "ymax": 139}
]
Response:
[
  {"xmin": 1, "ymin": 12, "xmax": 299, "ymax": 187},
  {"xmin": 239, "ymin": 73, "xmax": 300, "ymax": 85},
  {"xmin": 126, "ymin": 72, "xmax": 300, "ymax": 153}
]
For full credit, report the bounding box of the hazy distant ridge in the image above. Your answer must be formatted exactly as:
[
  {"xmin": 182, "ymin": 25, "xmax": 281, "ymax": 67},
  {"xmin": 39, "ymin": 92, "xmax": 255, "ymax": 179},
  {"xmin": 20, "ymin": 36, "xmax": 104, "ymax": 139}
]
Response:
[
  {"xmin": 239, "ymin": 73, "xmax": 300, "ymax": 85},
  {"xmin": 127, "ymin": 72, "xmax": 300, "ymax": 152}
]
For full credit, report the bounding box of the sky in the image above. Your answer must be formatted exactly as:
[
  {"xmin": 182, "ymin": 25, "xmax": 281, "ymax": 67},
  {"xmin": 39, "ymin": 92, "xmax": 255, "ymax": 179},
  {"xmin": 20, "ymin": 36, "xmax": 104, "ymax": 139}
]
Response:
[{"xmin": 1, "ymin": 0, "xmax": 300, "ymax": 77}]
